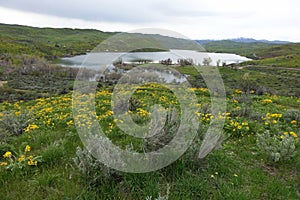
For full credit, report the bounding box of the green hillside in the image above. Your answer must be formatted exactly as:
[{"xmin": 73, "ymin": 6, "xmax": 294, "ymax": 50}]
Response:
[
  {"xmin": 201, "ymin": 39, "xmax": 300, "ymax": 68},
  {"xmin": 0, "ymin": 24, "xmax": 205, "ymax": 60},
  {"xmin": 237, "ymin": 43, "xmax": 300, "ymax": 68},
  {"xmin": 256, "ymin": 43, "xmax": 300, "ymax": 58},
  {"xmin": 0, "ymin": 23, "xmax": 114, "ymax": 59},
  {"xmin": 202, "ymin": 40, "xmax": 276, "ymax": 58},
  {"xmin": 241, "ymin": 54, "xmax": 300, "ymax": 68}
]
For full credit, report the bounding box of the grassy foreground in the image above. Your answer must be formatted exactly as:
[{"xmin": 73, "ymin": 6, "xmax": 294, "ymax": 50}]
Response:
[{"xmin": 0, "ymin": 81, "xmax": 299, "ymax": 199}]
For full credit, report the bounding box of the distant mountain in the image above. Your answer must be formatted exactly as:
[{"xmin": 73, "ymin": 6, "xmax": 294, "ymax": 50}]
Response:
[
  {"xmin": 196, "ymin": 39, "xmax": 218, "ymax": 44},
  {"xmin": 196, "ymin": 38, "xmax": 291, "ymax": 45},
  {"xmin": 228, "ymin": 38, "xmax": 291, "ymax": 44}
]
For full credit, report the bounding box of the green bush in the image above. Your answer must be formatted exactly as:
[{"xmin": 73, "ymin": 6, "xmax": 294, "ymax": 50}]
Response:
[
  {"xmin": 0, "ymin": 111, "xmax": 32, "ymax": 137},
  {"xmin": 257, "ymin": 130, "xmax": 296, "ymax": 163},
  {"xmin": 72, "ymin": 146, "xmax": 122, "ymax": 188},
  {"xmin": 283, "ymin": 109, "xmax": 300, "ymax": 122}
]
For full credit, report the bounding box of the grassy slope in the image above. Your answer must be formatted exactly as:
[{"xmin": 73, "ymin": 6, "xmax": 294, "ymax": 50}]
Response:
[
  {"xmin": 202, "ymin": 40, "xmax": 300, "ymax": 68},
  {"xmin": 257, "ymin": 43, "xmax": 300, "ymax": 58},
  {"xmin": 202, "ymin": 40, "xmax": 275, "ymax": 58},
  {"xmin": 242, "ymin": 55, "xmax": 300, "ymax": 68},
  {"xmin": 0, "ymin": 23, "xmax": 113, "ymax": 59},
  {"xmin": 0, "ymin": 23, "xmax": 203, "ymax": 60},
  {"xmin": 177, "ymin": 66, "xmax": 300, "ymax": 96},
  {"xmin": 242, "ymin": 43, "xmax": 300, "ymax": 68}
]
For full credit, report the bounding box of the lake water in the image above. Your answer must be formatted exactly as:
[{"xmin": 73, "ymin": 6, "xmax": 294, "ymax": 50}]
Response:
[{"xmin": 60, "ymin": 49, "xmax": 251, "ymax": 70}]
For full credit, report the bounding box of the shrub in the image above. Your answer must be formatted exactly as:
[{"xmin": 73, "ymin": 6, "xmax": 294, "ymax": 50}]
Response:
[
  {"xmin": 0, "ymin": 110, "xmax": 32, "ymax": 136},
  {"xmin": 0, "ymin": 127, "xmax": 10, "ymax": 143},
  {"xmin": 283, "ymin": 109, "xmax": 300, "ymax": 122},
  {"xmin": 143, "ymin": 107, "xmax": 180, "ymax": 152},
  {"xmin": 257, "ymin": 130, "xmax": 297, "ymax": 163},
  {"xmin": 73, "ymin": 146, "xmax": 122, "ymax": 188}
]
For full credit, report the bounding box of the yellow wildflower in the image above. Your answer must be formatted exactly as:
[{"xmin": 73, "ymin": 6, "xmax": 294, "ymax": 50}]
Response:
[
  {"xmin": 3, "ymin": 151, "xmax": 12, "ymax": 158},
  {"xmin": 242, "ymin": 122, "xmax": 249, "ymax": 126},
  {"xmin": 18, "ymin": 155, "xmax": 26, "ymax": 162},
  {"xmin": 261, "ymin": 99, "xmax": 272, "ymax": 103},
  {"xmin": 291, "ymin": 120, "xmax": 297, "ymax": 125},
  {"xmin": 234, "ymin": 89, "xmax": 243, "ymax": 94},
  {"xmin": 0, "ymin": 162, "xmax": 8, "ymax": 166},
  {"xmin": 27, "ymin": 155, "xmax": 37, "ymax": 166},
  {"xmin": 289, "ymin": 132, "xmax": 298, "ymax": 138},
  {"xmin": 25, "ymin": 145, "xmax": 31, "ymax": 152},
  {"xmin": 24, "ymin": 124, "xmax": 39, "ymax": 132},
  {"xmin": 67, "ymin": 120, "xmax": 74, "ymax": 126},
  {"xmin": 28, "ymin": 160, "xmax": 38, "ymax": 166},
  {"xmin": 280, "ymin": 135, "xmax": 284, "ymax": 139}
]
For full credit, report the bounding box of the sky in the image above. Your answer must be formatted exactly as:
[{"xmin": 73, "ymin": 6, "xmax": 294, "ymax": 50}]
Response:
[{"xmin": 0, "ymin": 0, "xmax": 299, "ymax": 42}]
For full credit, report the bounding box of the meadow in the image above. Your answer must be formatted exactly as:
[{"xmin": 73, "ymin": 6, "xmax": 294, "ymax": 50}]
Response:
[
  {"xmin": 0, "ymin": 23, "xmax": 300, "ymax": 199},
  {"xmin": 0, "ymin": 77, "xmax": 299, "ymax": 199}
]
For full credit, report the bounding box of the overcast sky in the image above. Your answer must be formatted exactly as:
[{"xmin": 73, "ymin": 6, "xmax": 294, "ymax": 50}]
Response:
[{"xmin": 0, "ymin": 0, "xmax": 299, "ymax": 42}]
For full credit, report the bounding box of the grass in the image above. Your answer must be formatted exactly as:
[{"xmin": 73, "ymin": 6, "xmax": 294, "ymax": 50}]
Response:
[
  {"xmin": 241, "ymin": 54, "xmax": 300, "ymax": 68},
  {"xmin": 256, "ymin": 43, "xmax": 300, "ymax": 58},
  {"xmin": 0, "ymin": 82, "xmax": 299, "ymax": 199},
  {"xmin": 202, "ymin": 40, "xmax": 275, "ymax": 58},
  {"xmin": 175, "ymin": 65, "xmax": 300, "ymax": 96},
  {"xmin": 0, "ymin": 23, "xmax": 113, "ymax": 59}
]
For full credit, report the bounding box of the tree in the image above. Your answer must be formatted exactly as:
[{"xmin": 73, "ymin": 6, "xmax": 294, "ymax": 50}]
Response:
[
  {"xmin": 159, "ymin": 58, "xmax": 172, "ymax": 65},
  {"xmin": 177, "ymin": 58, "xmax": 193, "ymax": 66}
]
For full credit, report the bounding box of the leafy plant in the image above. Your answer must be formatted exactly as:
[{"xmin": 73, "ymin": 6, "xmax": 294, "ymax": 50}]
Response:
[
  {"xmin": 0, "ymin": 110, "xmax": 32, "ymax": 137},
  {"xmin": 73, "ymin": 146, "xmax": 122, "ymax": 188},
  {"xmin": 257, "ymin": 130, "xmax": 297, "ymax": 163},
  {"xmin": 283, "ymin": 109, "xmax": 300, "ymax": 122},
  {"xmin": 0, "ymin": 145, "xmax": 42, "ymax": 172}
]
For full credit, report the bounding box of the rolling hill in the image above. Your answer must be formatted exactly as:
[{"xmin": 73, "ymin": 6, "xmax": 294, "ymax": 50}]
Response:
[{"xmin": 0, "ymin": 23, "xmax": 114, "ymax": 59}]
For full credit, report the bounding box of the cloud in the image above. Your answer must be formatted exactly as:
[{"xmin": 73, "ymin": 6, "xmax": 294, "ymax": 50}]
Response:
[
  {"xmin": 0, "ymin": 0, "xmax": 264, "ymax": 23},
  {"xmin": 0, "ymin": 0, "xmax": 299, "ymax": 41},
  {"xmin": 0, "ymin": 0, "xmax": 166, "ymax": 23}
]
